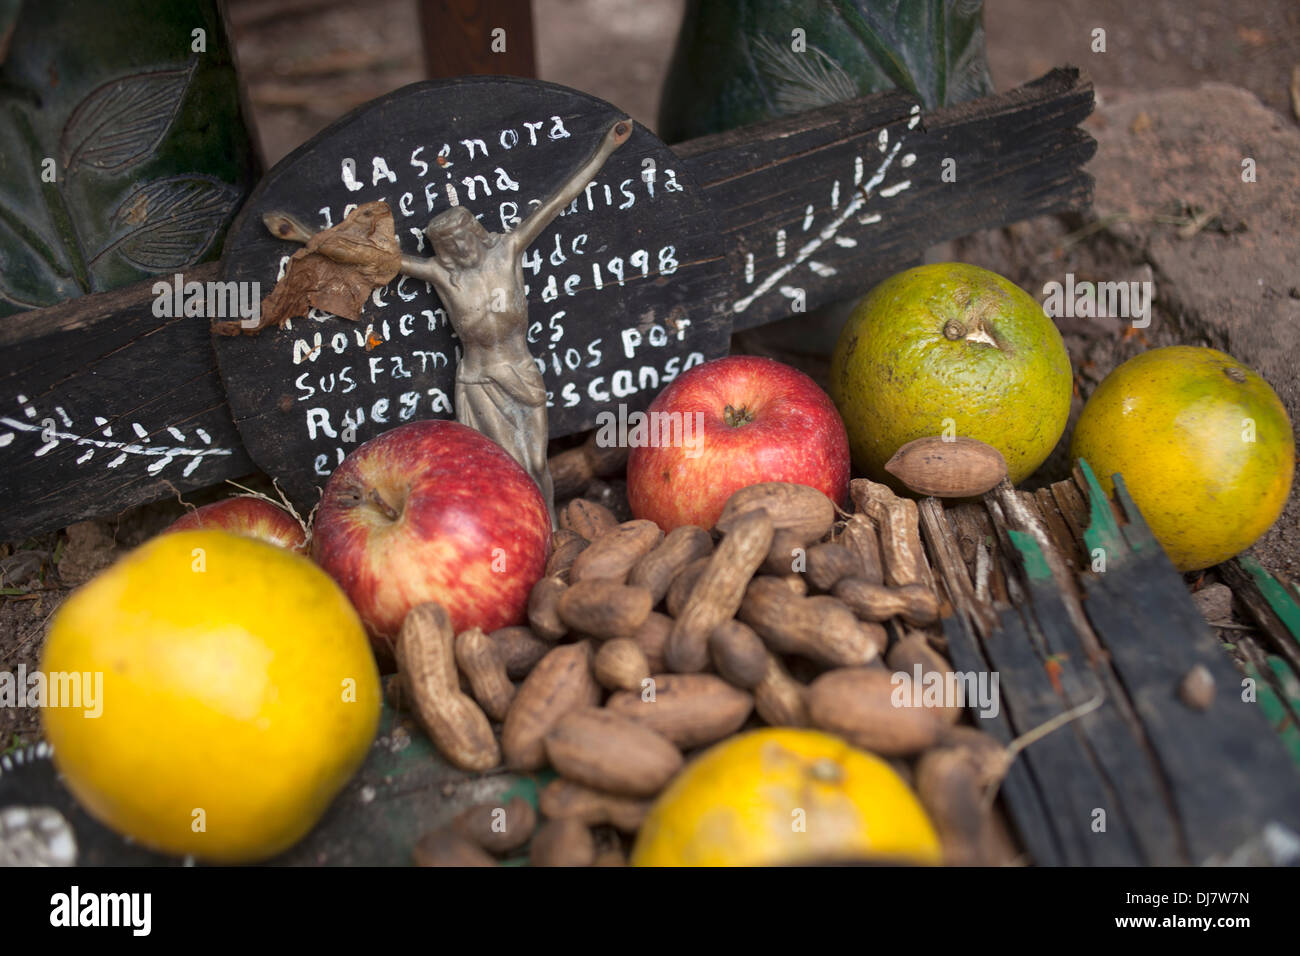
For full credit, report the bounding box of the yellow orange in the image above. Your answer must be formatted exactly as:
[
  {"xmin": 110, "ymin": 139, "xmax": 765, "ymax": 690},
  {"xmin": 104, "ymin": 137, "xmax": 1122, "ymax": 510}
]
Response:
[
  {"xmin": 1071, "ymin": 346, "xmax": 1293, "ymax": 572},
  {"xmin": 631, "ymin": 728, "xmax": 940, "ymax": 866},
  {"xmin": 41, "ymin": 530, "xmax": 380, "ymax": 861}
]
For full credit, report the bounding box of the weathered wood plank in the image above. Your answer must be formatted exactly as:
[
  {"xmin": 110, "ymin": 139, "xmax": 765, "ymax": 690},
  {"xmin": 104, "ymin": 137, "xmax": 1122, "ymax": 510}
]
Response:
[
  {"xmin": 685, "ymin": 68, "xmax": 1095, "ymax": 331},
  {"xmin": 1049, "ymin": 476, "xmax": 1090, "ymax": 558},
  {"xmin": 1219, "ymin": 556, "xmax": 1300, "ymax": 675},
  {"xmin": 1033, "ymin": 487, "xmax": 1080, "ymax": 572},
  {"xmin": 978, "ymin": 606, "xmax": 1142, "ymax": 865},
  {"xmin": 1001, "ymin": 478, "xmax": 1184, "ymax": 863},
  {"xmin": 938, "ymin": 612, "xmax": 1065, "ymax": 867},
  {"xmin": 1015, "ymin": 574, "xmax": 1187, "ymax": 865},
  {"xmin": 1079, "ymin": 472, "xmax": 1300, "ymax": 862},
  {"xmin": 924, "ymin": 494, "xmax": 1150, "ymax": 863},
  {"xmin": 951, "ymin": 503, "xmax": 1011, "ymax": 606},
  {"xmin": 1085, "ymin": 566, "xmax": 1300, "ymax": 862},
  {"xmin": 0, "ymin": 262, "xmax": 255, "ymax": 540},
  {"xmin": 981, "ymin": 494, "xmax": 1030, "ymax": 608},
  {"xmin": 918, "ymin": 498, "xmax": 995, "ymax": 639}
]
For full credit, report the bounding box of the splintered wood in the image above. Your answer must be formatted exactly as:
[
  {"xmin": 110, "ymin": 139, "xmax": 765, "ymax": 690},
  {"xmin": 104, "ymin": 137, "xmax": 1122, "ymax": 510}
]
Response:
[
  {"xmin": 919, "ymin": 465, "xmax": 1300, "ymax": 866},
  {"xmin": 917, "ymin": 497, "xmax": 996, "ymax": 640}
]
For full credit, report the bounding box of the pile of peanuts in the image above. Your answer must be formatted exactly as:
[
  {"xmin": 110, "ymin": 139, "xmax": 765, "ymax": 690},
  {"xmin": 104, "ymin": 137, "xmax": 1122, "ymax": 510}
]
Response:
[{"xmin": 396, "ymin": 478, "xmax": 1010, "ymax": 866}]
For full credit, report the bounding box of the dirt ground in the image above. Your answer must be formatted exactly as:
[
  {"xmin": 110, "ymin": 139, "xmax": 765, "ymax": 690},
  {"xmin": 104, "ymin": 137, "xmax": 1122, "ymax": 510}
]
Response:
[{"xmin": 2, "ymin": 0, "xmax": 1297, "ymax": 752}]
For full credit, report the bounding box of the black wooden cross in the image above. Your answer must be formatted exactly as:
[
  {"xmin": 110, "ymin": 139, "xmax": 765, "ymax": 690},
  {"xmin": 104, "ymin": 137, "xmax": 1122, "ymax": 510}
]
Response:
[{"xmin": 0, "ymin": 69, "xmax": 1094, "ymax": 537}]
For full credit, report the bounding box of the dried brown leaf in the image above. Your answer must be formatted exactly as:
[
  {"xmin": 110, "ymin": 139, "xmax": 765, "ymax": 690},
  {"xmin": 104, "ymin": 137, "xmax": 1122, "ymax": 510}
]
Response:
[{"xmin": 218, "ymin": 200, "xmax": 400, "ymax": 335}]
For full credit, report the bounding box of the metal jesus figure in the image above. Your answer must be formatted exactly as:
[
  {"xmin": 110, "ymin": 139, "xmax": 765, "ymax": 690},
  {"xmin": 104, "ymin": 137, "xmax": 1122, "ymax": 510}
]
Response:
[{"xmin": 399, "ymin": 119, "xmax": 632, "ymax": 523}]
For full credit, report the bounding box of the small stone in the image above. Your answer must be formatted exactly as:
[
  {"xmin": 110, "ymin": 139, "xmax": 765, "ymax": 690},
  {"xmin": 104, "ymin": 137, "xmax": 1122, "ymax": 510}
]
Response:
[
  {"xmin": 1191, "ymin": 583, "xmax": 1233, "ymax": 623},
  {"xmin": 1178, "ymin": 665, "xmax": 1216, "ymax": 711},
  {"xmin": 0, "ymin": 550, "xmax": 45, "ymax": 589}
]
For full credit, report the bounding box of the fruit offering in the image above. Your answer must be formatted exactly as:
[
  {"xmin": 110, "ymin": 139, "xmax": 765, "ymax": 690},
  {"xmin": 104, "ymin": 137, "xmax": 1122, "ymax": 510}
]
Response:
[
  {"xmin": 631, "ymin": 728, "xmax": 942, "ymax": 866},
  {"xmin": 628, "ymin": 355, "xmax": 849, "ymax": 531},
  {"xmin": 40, "ymin": 530, "xmax": 381, "ymax": 862},
  {"xmin": 161, "ymin": 496, "xmax": 307, "ymax": 552},
  {"xmin": 312, "ymin": 420, "xmax": 552, "ymax": 667},
  {"xmin": 1071, "ymin": 346, "xmax": 1294, "ymax": 571},
  {"xmin": 831, "ymin": 263, "xmax": 1072, "ymax": 488}
]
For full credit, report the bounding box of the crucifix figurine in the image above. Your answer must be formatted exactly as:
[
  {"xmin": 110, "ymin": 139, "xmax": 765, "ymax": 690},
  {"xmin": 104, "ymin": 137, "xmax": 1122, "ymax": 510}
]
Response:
[
  {"xmin": 264, "ymin": 118, "xmax": 632, "ymax": 526},
  {"xmin": 400, "ymin": 118, "xmax": 631, "ymax": 525}
]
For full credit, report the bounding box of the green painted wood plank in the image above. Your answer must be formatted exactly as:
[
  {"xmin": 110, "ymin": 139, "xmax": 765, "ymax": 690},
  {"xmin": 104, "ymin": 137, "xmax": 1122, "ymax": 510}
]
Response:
[
  {"xmin": 1239, "ymin": 554, "xmax": 1300, "ymax": 640},
  {"xmin": 1078, "ymin": 459, "xmax": 1129, "ymax": 567},
  {"xmin": 1246, "ymin": 661, "xmax": 1300, "ymax": 767}
]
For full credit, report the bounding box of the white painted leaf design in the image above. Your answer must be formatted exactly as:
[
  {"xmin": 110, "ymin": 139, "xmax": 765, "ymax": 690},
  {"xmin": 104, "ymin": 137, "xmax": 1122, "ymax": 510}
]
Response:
[
  {"xmin": 60, "ymin": 61, "xmax": 194, "ymax": 172},
  {"xmin": 107, "ymin": 175, "xmax": 240, "ymax": 271}
]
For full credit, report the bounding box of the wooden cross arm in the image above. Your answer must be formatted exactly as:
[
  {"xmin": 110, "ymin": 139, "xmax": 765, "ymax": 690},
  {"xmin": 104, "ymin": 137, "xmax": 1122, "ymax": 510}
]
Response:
[
  {"xmin": 0, "ymin": 70, "xmax": 1095, "ymax": 539},
  {"xmin": 679, "ymin": 68, "xmax": 1095, "ymax": 332}
]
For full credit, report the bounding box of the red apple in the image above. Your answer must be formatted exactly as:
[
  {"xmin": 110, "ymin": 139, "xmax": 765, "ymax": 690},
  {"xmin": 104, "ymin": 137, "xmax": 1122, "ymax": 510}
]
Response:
[
  {"xmin": 627, "ymin": 355, "xmax": 850, "ymax": 530},
  {"xmin": 162, "ymin": 497, "xmax": 308, "ymax": 552},
  {"xmin": 311, "ymin": 420, "xmax": 551, "ymax": 668}
]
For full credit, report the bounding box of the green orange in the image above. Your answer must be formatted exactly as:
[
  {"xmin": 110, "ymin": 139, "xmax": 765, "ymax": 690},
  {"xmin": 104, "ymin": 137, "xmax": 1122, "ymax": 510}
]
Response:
[
  {"xmin": 1071, "ymin": 346, "xmax": 1294, "ymax": 572},
  {"xmin": 831, "ymin": 263, "xmax": 1073, "ymax": 488}
]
